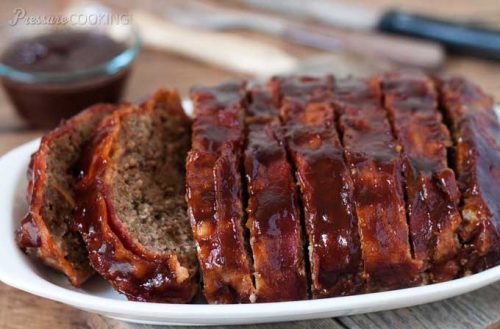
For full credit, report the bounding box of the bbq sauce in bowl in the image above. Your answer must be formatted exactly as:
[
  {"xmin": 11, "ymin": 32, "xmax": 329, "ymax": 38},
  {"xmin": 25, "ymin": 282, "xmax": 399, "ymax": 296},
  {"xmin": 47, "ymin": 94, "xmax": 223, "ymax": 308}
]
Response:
[{"xmin": 0, "ymin": 29, "xmax": 139, "ymax": 129}]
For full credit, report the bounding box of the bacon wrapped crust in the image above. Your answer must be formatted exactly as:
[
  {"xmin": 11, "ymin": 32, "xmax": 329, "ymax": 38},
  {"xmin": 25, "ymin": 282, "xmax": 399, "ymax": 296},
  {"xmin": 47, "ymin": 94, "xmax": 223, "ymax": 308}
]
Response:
[
  {"xmin": 334, "ymin": 77, "xmax": 422, "ymax": 291},
  {"xmin": 439, "ymin": 77, "xmax": 500, "ymax": 272},
  {"xmin": 269, "ymin": 75, "xmax": 334, "ymax": 107},
  {"xmin": 243, "ymin": 88, "xmax": 308, "ymax": 302},
  {"xmin": 187, "ymin": 82, "xmax": 255, "ymax": 303},
  {"xmin": 382, "ymin": 71, "xmax": 462, "ymax": 283},
  {"xmin": 16, "ymin": 104, "xmax": 115, "ymax": 287},
  {"xmin": 16, "ymin": 73, "xmax": 500, "ymax": 302},
  {"xmin": 75, "ymin": 90, "xmax": 198, "ymax": 302},
  {"xmin": 271, "ymin": 76, "xmax": 364, "ymax": 297}
]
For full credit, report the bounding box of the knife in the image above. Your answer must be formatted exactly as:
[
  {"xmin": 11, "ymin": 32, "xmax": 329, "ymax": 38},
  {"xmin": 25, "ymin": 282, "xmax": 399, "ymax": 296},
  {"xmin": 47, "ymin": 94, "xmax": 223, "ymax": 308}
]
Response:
[
  {"xmin": 241, "ymin": 0, "xmax": 500, "ymax": 60},
  {"xmin": 165, "ymin": 1, "xmax": 444, "ymax": 70}
]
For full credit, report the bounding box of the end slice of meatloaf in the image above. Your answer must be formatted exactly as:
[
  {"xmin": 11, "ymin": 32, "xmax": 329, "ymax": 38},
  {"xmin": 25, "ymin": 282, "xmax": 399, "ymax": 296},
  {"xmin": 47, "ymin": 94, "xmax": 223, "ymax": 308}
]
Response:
[
  {"xmin": 75, "ymin": 89, "xmax": 198, "ymax": 302},
  {"xmin": 16, "ymin": 104, "xmax": 116, "ymax": 287}
]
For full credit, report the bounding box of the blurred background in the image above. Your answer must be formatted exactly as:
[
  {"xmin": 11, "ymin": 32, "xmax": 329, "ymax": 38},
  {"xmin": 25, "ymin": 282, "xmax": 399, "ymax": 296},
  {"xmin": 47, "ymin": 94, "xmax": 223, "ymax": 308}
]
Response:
[{"xmin": 1, "ymin": 0, "xmax": 500, "ymax": 152}]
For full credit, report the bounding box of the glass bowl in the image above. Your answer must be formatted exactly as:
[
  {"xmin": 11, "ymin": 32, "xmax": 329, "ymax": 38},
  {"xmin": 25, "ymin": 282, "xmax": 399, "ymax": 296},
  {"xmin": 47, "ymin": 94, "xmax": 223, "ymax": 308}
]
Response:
[{"xmin": 0, "ymin": 5, "xmax": 141, "ymax": 129}]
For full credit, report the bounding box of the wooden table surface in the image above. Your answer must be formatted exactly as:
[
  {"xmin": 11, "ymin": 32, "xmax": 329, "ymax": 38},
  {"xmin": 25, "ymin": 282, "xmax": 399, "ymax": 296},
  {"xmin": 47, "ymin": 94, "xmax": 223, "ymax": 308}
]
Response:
[{"xmin": 1, "ymin": 1, "xmax": 500, "ymax": 328}]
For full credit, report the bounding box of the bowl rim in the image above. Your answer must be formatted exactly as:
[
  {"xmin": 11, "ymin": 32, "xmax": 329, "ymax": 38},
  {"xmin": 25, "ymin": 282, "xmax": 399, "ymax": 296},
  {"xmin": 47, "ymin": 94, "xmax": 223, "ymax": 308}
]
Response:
[{"xmin": 0, "ymin": 26, "xmax": 141, "ymax": 84}]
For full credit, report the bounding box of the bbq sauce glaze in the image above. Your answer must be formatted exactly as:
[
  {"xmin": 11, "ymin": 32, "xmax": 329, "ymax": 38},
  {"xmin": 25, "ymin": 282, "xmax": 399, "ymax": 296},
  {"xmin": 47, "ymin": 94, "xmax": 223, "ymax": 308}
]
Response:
[{"xmin": 1, "ymin": 30, "xmax": 130, "ymax": 129}]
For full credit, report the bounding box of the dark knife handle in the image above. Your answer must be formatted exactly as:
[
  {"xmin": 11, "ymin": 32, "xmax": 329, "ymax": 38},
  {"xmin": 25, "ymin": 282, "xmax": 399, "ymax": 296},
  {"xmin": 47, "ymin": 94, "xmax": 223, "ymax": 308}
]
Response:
[{"xmin": 378, "ymin": 10, "xmax": 500, "ymax": 60}]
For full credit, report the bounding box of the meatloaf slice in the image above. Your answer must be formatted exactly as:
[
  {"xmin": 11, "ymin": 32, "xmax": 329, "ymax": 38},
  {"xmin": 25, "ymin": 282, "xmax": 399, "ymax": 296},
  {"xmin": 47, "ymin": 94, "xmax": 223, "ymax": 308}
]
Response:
[
  {"xmin": 334, "ymin": 77, "xmax": 422, "ymax": 292},
  {"xmin": 244, "ymin": 88, "xmax": 308, "ymax": 302},
  {"xmin": 271, "ymin": 76, "xmax": 364, "ymax": 297},
  {"xmin": 438, "ymin": 77, "xmax": 500, "ymax": 272},
  {"xmin": 16, "ymin": 104, "xmax": 115, "ymax": 287},
  {"xmin": 381, "ymin": 71, "xmax": 462, "ymax": 283},
  {"xmin": 187, "ymin": 81, "xmax": 255, "ymax": 304},
  {"xmin": 75, "ymin": 90, "xmax": 198, "ymax": 302}
]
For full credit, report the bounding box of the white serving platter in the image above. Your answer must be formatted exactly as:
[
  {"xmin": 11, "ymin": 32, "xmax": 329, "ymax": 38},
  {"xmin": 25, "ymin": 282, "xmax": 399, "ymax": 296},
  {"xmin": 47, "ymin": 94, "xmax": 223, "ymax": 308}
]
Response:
[{"xmin": 0, "ymin": 105, "xmax": 499, "ymax": 326}]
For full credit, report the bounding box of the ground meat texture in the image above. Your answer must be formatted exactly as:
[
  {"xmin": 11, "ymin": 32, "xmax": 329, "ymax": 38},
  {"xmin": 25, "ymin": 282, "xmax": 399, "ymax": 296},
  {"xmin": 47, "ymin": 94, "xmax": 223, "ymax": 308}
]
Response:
[
  {"xmin": 16, "ymin": 104, "xmax": 115, "ymax": 286},
  {"xmin": 111, "ymin": 106, "xmax": 192, "ymax": 256}
]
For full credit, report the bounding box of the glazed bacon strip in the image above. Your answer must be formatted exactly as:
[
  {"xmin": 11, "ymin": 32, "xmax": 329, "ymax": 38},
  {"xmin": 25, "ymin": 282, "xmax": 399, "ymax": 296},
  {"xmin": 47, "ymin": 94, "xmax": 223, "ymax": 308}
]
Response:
[
  {"xmin": 334, "ymin": 77, "xmax": 422, "ymax": 291},
  {"xmin": 270, "ymin": 76, "xmax": 364, "ymax": 297},
  {"xmin": 382, "ymin": 71, "xmax": 462, "ymax": 283},
  {"xmin": 243, "ymin": 88, "xmax": 308, "ymax": 302},
  {"xmin": 186, "ymin": 82, "xmax": 255, "ymax": 303},
  {"xmin": 439, "ymin": 77, "xmax": 500, "ymax": 272},
  {"xmin": 269, "ymin": 75, "xmax": 334, "ymax": 107}
]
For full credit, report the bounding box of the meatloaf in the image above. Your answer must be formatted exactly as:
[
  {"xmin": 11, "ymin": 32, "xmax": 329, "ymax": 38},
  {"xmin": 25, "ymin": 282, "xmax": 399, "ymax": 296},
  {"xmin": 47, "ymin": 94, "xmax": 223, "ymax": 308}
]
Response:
[
  {"xmin": 186, "ymin": 81, "xmax": 255, "ymax": 304},
  {"xmin": 16, "ymin": 104, "xmax": 115, "ymax": 286},
  {"xmin": 381, "ymin": 71, "xmax": 462, "ymax": 283},
  {"xmin": 333, "ymin": 77, "xmax": 422, "ymax": 291},
  {"xmin": 16, "ymin": 72, "xmax": 500, "ymax": 303},
  {"xmin": 244, "ymin": 88, "xmax": 308, "ymax": 302},
  {"xmin": 439, "ymin": 77, "xmax": 500, "ymax": 273},
  {"xmin": 75, "ymin": 90, "xmax": 198, "ymax": 302},
  {"xmin": 270, "ymin": 76, "xmax": 364, "ymax": 297}
]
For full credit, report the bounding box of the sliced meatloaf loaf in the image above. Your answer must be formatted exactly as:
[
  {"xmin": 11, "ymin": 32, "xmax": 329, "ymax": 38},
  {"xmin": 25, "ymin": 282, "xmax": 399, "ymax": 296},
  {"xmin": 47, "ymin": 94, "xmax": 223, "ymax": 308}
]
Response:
[
  {"xmin": 16, "ymin": 104, "xmax": 115, "ymax": 286},
  {"xmin": 75, "ymin": 90, "xmax": 198, "ymax": 302}
]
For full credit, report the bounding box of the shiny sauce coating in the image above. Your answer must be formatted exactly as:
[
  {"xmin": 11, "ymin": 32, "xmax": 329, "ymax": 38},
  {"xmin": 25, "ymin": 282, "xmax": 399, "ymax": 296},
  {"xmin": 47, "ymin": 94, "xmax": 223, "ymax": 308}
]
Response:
[
  {"xmin": 273, "ymin": 76, "xmax": 364, "ymax": 297},
  {"xmin": 382, "ymin": 71, "xmax": 462, "ymax": 283},
  {"xmin": 244, "ymin": 88, "xmax": 308, "ymax": 302},
  {"xmin": 334, "ymin": 77, "xmax": 422, "ymax": 291},
  {"xmin": 187, "ymin": 81, "xmax": 255, "ymax": 303},
  {"xmin": 439, "ymin": 77, "xmax": 500, "ymax": 272}
]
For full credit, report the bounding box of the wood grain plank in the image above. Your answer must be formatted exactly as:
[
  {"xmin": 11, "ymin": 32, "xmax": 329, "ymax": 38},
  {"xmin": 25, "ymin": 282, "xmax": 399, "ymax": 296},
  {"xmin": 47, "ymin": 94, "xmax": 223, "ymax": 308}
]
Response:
[
  {"xmin": 0, "ymin": 284, "xmax": 90, "ymax": 329},
  {"xmin": 86, "ymin": 315, "xmax": 346, "ymax": 329},
  {"xmin": 0, "ymin": 282, "xmax": 347, "ymax": 329},
  {"xmin": 338, "ymin": 281, "xmax": 500, "ymax": 329}
]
